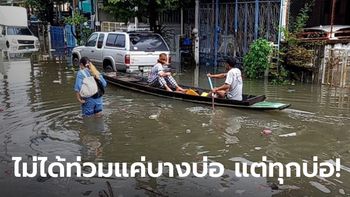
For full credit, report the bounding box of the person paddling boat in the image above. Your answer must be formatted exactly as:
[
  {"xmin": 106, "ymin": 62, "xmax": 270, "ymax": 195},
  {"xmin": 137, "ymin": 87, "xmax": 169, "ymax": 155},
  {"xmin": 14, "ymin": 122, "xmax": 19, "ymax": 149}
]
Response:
[{"xmin": 207, "ymin": 58, "xmax": 243, "ymax": 101}]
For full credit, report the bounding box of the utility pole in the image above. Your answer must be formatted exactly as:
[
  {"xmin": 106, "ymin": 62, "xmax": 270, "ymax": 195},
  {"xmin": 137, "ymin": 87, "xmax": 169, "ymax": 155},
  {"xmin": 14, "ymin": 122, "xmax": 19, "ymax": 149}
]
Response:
[
  {"xmin": 254, "ymin": 0, "xmax": 259, "ymax": 39},
  {"xmin": 278, "ymin": 0, "xmax": 288, "ymax": 51},
  {"xmin": 180, "ymin": 8, "xmax": 184, "ymax": 35},
  {"xmin": 194, "ymin": 0, "xmax": 199, "ymax": 65},
  {"xmin": 193, "ymin": 0, "xmax": 200, "ymax": 87},
  {"xmin": 95, "ymin": 0, "xmax": 99, "ymax": 31},
  {"xmin": 214, "ymin": 0, "xmax": 219, "ymax": 68},
  {"xmin": 330, "ymin": 0, "xmax": 336, "ymax": 38},
  {"xmin": 134, "ymin": 6, "xmax": 138, "ymax": 30}
]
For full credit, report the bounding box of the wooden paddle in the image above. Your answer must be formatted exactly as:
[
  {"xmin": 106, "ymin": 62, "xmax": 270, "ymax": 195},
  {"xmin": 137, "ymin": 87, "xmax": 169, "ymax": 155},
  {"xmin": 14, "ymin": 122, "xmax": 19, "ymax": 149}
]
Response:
[{"xmin": 207, "ymin": 76, "xmax": 215, "ymax": 111}]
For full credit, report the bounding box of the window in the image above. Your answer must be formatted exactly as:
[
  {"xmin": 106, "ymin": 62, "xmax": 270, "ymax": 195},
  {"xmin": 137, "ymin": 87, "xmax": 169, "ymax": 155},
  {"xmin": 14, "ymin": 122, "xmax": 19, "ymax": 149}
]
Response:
[
  {"xmin": 129, "ymin": 33, "xmax": 168, "ymax": 51},
  {"xmin": 105, "ymin": 34, "xmax": 125, "ymax": 47},
  {"xmin": 115, "ymin": 34, "xmax": 125, "ymax": 48},
  {"xmin": 0, "ymin": 26, "xmax": 4, "ymax": 35},
  {"xmin": 97, "ymin": 33, "xmax": 105, "ymax": 48},
  {"xmin": 7, "ymin": 27, "xmax": 32, "ymax": 36},
  {"xmin": 86, "ymin": 33, "xmax": 98, "ymax": 47},
  {"xmin": 106, "ymin": 34, "xmax": 117, "ymax": 47}
]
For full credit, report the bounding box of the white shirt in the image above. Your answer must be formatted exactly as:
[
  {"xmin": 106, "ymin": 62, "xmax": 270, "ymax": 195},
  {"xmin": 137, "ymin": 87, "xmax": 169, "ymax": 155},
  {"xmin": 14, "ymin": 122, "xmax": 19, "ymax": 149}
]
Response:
[
  {"xmin": 148, "ymin": 63, "xmax": 164, "ymax": 82},
  {"xmin": 225, "ymin": 68, "xmax": 243, "ymax": 101}
]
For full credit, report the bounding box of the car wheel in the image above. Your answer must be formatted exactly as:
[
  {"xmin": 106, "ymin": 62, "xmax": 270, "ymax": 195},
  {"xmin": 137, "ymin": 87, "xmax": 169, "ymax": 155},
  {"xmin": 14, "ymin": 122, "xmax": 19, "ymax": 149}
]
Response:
[
  {"xmin": 104, "ymin": 64, "xmax": 114, "ymax": 72},
  {"xmin": 73, "ymin": 56, "xmax": 79, "ymax": 67}
]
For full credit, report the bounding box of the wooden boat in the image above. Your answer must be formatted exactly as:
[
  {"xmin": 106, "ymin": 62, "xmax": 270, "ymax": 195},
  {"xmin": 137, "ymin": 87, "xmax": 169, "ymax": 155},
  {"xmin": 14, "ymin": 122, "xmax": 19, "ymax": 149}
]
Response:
[{"xmin": 103, "ymin": 72, "xmax": 291, "ymax": 110}]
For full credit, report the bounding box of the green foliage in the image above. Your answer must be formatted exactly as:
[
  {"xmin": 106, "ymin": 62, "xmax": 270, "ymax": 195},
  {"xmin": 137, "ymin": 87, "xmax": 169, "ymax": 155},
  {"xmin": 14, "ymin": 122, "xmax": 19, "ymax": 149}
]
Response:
[
  {"xmin": 105, "ymin": 0, "xmax": 193, "ymax": 30},
  {"xmin": 64, "ymin": 11, "xmax": 89, "ymax": 45},
  {"xmin": 277, "ymin": 1, "xmax": 316, "ymax": 83},
  {"xmin": 64, "ymin": 11, "xmax": 88, "ymax": 26},
  {"xmin": 270, "ymin": 66, "xmax": 290, "ymax": 85},
  {"xmin": 285, "ymin": 46, "xmax": 314, "ymax": 69},
  {"xmin": 25, "ymin": 0, "xmax": 68, "ymax": 23},
  {"xmin": 289, "ymin": 1, "xmax": 314, "ymax": 34},
  {"xmin": 243, "ymin": 39, "xmax": 273, "ymax": 79},
  {"xmin": 81, "ymin": 28, "xmax": 93, "ymax": 45},
  {"xmin": 108, "ymin": 0, "xmax": 184, "ymax": 10},
  {"xmin": 103, "ymin": 1, "xmax": 142, "ymax": 23}
]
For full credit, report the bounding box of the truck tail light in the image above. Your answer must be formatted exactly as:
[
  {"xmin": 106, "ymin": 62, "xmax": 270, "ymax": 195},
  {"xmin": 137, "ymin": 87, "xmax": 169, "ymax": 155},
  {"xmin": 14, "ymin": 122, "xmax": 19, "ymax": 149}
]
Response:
[
  {"xmin": 125, "ymin": 55, "xmax": 130, "ymax": 64},
  {"xmin": 168, "ymin": 55, "xmax": 171, "ymax": 64}
]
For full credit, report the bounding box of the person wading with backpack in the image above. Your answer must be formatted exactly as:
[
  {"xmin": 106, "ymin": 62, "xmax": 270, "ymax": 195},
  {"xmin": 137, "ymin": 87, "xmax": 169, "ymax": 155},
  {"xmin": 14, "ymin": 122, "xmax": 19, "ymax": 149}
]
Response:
[{"xmin": 74, "ymin": 57, "xmax": 107, "ymax": 117}]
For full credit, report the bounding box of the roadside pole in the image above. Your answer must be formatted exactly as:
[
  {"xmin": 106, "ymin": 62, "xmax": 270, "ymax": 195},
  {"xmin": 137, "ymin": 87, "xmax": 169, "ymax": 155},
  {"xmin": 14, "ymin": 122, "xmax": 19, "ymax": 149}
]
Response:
[
  {"xmin": 194, "ymin": 0, "xmax": 200, "ymax": 87},
  {"xmin": 175, "ymin": 7, "xmax": 183, "ymax": 66},
  {"xmin": 214, "ymin": 0, "xmax": 219, "ymax": 68},
  {"xmin": 180, "ymin": 8, "xmax": 184, "ymax": 35},
  {"xmin": 277, "ymin": 0, "xmax": 288, "ymax": 75},
  {"xmin": 48, "ymin": 25, "xmax": 52, "ymax": 59},
  {"xmin": 95, "ymin": 0, "xmax": 99, "ymax": 31},
  {"xmin": 278, "ymin": 0, "xmax": 289, "ymax": 47},
  {"xmin": 134, "ymin": 6, "xmax": 138, "ymax": 30}
]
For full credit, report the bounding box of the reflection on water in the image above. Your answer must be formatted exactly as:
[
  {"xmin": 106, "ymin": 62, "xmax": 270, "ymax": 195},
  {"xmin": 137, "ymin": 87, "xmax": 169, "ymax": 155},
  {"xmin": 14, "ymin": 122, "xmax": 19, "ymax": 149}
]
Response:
[{"xmin": 0, "ymin": 54, "xmax": 350, "ymax": 196}]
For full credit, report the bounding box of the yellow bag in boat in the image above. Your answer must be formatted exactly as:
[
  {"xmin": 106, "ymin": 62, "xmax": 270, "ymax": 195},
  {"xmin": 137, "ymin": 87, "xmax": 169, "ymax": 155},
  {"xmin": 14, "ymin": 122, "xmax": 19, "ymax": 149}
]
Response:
[
  {"xmin": 201, "ymin": 92, "xmax": 209, "ymax": 97},
  {"xmin": 186, "ymin": 89, "xmax": 199, "ymax": 96}
]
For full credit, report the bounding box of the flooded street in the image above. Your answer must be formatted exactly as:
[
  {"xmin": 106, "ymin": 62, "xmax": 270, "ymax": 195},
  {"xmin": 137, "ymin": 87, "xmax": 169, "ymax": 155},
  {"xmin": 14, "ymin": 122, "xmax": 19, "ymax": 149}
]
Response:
[{"xmin": 0, "ymin": 54, "xmax": 350, "ymax": 196}]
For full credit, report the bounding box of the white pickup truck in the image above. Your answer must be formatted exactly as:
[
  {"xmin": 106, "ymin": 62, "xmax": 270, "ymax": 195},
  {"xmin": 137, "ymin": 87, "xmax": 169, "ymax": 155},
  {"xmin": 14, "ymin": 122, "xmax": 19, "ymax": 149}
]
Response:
[{"xmin": 72, "ymin": 31, "xmax": 170, "ymax": 72}]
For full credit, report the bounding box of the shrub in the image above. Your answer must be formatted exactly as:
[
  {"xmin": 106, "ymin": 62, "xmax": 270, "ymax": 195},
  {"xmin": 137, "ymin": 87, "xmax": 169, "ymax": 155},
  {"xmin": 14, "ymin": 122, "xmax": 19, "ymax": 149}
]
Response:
[{"xmin": 243, "ymin": 38, "xmax": 273, "ymax": 78}]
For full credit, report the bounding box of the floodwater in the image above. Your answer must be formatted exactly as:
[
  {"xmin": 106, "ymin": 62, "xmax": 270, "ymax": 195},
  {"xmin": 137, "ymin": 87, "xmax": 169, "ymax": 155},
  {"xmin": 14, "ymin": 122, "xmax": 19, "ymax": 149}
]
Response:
[{"xmin": 0, "ymin": 53, "xmax": 350, "ymax": 196}]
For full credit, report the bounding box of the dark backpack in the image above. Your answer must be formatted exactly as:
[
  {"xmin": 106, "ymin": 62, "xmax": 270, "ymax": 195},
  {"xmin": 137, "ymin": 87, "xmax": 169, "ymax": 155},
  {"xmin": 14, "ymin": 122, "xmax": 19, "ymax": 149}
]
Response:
[{"xmin": 92, "ymin": 77, "xmax": 105, "ymax": 99}]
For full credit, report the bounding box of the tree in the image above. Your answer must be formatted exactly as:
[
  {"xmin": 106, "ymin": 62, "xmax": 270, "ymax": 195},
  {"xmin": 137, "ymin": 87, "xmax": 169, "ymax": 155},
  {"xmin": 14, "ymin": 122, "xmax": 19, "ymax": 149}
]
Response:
[
  {"xmin": 25, "ymin": 0, "xmax": 69, "ymax": 24},
  {"xmin": 103, "ymin": 0, "xmax": 141, "ymax": 24},
  {"xmin": 106, "ymin": 0, "xmax": 193, "ymax": 31},
  {"xmin": 281, "ymin": 1, "xmax": 316, "ymax": 80},
  {"xmin": 64, "ymin": 10, "xmax": 90, "ymax": 45}
]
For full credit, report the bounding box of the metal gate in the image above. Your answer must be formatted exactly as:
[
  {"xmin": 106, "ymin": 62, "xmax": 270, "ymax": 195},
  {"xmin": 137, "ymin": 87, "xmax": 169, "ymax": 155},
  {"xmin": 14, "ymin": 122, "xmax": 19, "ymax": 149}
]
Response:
[
  {"xmin": 65, "ymin": 25, "xmax": 76, "ymax": 54},
  {"xmin": 323, "ymin": 48, "xmax": 350, "ymax": 88},
  {"xmin": 49, "ymin": 25, "xmax": 76, "ymax": 56},
  {"xmin": 199, "ymin": 0, "xmax": 281, "ymax": 65},
  {"xmin": 50, "ymin": 26, "xmax": 65, "ymax": 51}
]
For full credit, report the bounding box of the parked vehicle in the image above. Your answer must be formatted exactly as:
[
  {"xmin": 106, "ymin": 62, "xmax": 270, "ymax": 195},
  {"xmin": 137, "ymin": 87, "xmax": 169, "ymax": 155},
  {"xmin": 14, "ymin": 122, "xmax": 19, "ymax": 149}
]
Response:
[
  {"xmin": 72, "ymin": 31, "xmax": 170, "ymax": 73},
  {"xmin": 300, "ymin": 25, "xmax": 350, "ymax": 40},
  {"xmin": 0, "ymin": 6, "xmax": 40, "ymax": 53}
]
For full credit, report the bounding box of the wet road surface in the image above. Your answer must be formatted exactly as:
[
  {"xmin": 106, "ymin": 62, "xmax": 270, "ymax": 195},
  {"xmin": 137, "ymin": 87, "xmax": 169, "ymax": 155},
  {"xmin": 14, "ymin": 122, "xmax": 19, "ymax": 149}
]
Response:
[{"xmin": 0, "ymin": 53, "xmax": 350, "ymax": 196}]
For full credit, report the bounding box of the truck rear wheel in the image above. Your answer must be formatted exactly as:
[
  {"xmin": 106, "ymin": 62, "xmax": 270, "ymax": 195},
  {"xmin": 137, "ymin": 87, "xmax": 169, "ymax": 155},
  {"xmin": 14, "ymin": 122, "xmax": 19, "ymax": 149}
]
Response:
[
  {"xmin": 72, "ymin": 55, "xmax": 79, "ymax": 67},
  {"xmin": 103, "ymin": 60, "xmax": 114, "ymax": 72}
]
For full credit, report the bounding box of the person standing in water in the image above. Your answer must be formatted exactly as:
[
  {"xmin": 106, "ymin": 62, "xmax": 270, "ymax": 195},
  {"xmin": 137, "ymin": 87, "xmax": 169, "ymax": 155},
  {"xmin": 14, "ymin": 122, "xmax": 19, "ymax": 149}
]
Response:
[{"xmin": 74, "ymin": 57, "xmax": 107, "ymax": 116}]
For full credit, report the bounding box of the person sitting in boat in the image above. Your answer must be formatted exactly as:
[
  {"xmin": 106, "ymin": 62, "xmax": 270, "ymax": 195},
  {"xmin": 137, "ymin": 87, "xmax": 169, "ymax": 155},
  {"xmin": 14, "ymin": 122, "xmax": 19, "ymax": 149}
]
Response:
[
  {"xmin": 148, "ymin": 53, "xmax": 186, "ymax": 92},
  {"xmin": 207, "ymin": 58, "xmax": 243, "ymax": 101}
]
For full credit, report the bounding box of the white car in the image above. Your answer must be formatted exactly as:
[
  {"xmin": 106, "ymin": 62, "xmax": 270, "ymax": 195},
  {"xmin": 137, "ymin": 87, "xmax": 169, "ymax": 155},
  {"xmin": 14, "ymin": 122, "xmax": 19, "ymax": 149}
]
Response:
[{"xmin": 72, "ymin": 31, "xmax": 170, "ymax": 73}]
